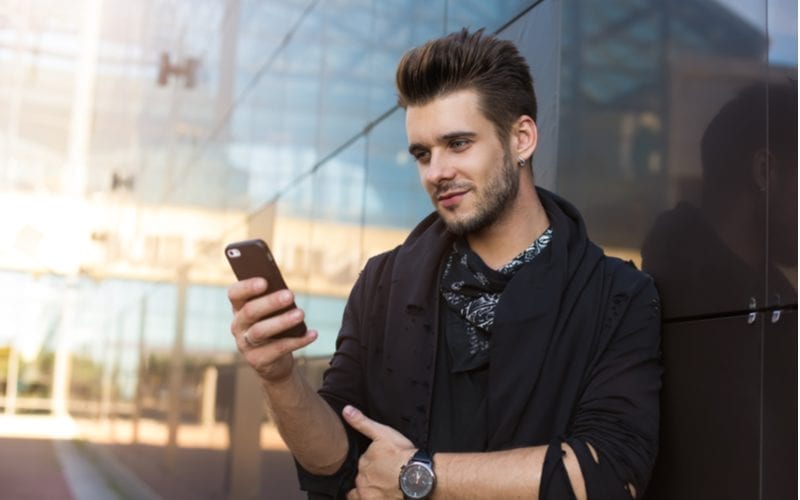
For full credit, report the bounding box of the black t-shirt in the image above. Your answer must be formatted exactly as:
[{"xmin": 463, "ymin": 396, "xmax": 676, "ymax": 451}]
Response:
[
  {"xmin": 428, "ymin": 302, "xmax": 490, "ymax": 453},
  {"xmin": 428, "ymin": 236, "xmax": 547, "ymax": 453}
]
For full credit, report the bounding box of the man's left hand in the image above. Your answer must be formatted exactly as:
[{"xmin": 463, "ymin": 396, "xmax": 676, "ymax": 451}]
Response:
[{"xmin": 342, "ymin": 405, "xmax": 417, "ymax": 500}]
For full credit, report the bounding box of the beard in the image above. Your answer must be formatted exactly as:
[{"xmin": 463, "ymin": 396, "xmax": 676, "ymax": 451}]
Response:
[{"xmin": 436, "ymin": 150, "xmax": 520, "ymax": 236}]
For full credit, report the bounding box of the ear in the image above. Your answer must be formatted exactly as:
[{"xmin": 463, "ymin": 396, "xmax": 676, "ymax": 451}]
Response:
[
  {"xmin": 512, "ymin": 115, "xmax": 538, "ymax": 163},
  {"xmin": 752, "ymin": 148, "xmax": 772, "ymax": 192}
]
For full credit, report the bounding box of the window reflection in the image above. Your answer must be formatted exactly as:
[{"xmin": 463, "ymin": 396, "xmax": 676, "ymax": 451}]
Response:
[{"xmin": 642, "ymin": 81, "xmax": 797, "ymax": 318}]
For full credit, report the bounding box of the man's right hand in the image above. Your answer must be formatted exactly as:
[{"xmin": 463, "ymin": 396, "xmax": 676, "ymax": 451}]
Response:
[{"xmin": 228, "ymin": 277, "xmax": 318, "ymax": 383}]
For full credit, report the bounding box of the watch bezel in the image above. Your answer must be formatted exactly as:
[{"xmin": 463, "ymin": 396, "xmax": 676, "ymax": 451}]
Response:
[{"xmin": 399, "ymin": 460, "xmax": 436, "ymax": 499}]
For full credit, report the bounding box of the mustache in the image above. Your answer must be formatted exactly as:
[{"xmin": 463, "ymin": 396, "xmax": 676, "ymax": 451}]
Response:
[{"xmin": 433, "ymin": 181, "xmax": 472, "ymax": 198}]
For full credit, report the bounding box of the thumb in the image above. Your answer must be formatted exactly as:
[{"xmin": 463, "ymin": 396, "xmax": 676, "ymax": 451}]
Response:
[{"xmin": 342, "ymin": 405, "xmax": 385, "ymax": 441}]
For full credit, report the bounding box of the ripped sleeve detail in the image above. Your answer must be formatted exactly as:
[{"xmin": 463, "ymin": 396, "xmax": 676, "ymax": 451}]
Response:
[
  {"xmin": 540, "ymin": 438, "xmax": 638, "ymax": 500},
  {"xmin": 540, "ymin": 438, "xmax": 578, "ymax": 500},
  {"xmin": 564, "ymin": 437, "xmax": 638, "ymax": 500}
]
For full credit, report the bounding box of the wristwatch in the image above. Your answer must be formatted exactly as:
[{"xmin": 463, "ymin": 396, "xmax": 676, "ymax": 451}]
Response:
[{"xmin": 399, "ymin": 449, "xmax": 436, "ymax": 499}]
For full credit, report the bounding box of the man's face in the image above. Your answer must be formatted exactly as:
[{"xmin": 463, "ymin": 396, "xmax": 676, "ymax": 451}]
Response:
[{"xmin": 406, "ymin": 89, "xmax": 519, "ymax": 236}]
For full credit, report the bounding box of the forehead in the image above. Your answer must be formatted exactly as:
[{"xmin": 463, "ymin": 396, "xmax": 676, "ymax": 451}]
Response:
[{"xmin": 405, "ymin": 89, "xmax": 493, "ymax": 144}]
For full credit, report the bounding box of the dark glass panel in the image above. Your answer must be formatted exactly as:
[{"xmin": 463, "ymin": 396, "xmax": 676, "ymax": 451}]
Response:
[
  {"xmin": 646, "ymin": 315, "xmax": 760, "ymax": 499},
  {"xmin": 762, "ymin": 310, "xmax": 797, "ymax": 500},
  {"xmin": 642, "ymin": 78, "xmax": 772, "ymax": 319},
  {"xmin": 559, "ymin": 0, "xmax": 771, "ymax": 319},
  {"xmin": 764, "ymin": 68, "xmax": 797, "ymax": 308}
]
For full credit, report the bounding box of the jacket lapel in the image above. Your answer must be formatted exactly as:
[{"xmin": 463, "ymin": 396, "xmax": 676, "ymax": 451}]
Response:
[
  {"xmin": 487, "ymin": 237, "xmax": 564, "ymax": 447},
  {"xmin": 379, "ymin": 214, "xmax": 452, "ymax": 444},
  {"xmin": 486, "ymin": 189, "xmax": 603, "ymax": 448}
]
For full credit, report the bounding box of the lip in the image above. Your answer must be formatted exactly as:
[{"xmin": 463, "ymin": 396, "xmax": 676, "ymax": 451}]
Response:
[{"xmin": 437, "ymin": 190, "xmax": 468, "ymax": 208}]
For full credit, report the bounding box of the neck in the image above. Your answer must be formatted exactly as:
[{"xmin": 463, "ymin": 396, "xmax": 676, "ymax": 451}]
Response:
[{"xmin": 467, "ymin": 181, "xmax": 550, "ymax": 270}]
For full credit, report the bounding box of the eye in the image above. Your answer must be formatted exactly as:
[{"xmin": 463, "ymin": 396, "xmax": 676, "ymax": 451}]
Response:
[
  {"xmin": 449, "ymin": 138, "xmax": 471, "ymax": 151},
  {"xmin": 412, "ymin": 150, "xmax": 430, "ymax": 164}
]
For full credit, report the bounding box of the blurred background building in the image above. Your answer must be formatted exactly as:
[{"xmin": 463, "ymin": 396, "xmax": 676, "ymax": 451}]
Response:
[{"xmin": 0, "ymin": 0, "xmax": 796, "ymax": 498}]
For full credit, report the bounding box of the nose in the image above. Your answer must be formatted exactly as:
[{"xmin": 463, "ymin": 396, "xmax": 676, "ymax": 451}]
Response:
[{"xmin": 422, "ymin": 150, "xmax": 455, "ymax": 185}]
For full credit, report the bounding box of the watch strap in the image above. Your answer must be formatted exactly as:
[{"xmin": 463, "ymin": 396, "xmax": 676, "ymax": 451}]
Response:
[{"xmin": 409, "ymin": 448, "xmax": 433, "ymax": 467}]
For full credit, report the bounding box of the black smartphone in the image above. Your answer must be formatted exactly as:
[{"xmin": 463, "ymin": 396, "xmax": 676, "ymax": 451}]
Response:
[{"xmin": 225, "ymin": 239, "xmax": 307, "ymax": 339}]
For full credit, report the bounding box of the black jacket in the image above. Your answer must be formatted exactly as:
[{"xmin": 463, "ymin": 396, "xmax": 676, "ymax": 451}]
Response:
[{"xmin": 298, "ymin": 188, "xmax": 662, "ymax": 499}]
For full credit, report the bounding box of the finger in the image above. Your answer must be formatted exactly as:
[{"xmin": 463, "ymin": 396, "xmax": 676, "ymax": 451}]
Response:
[
  {"xmin": 228, "ymin": 277, "xmax": 267, "ymax": 311},
  {"xmin": 231, "ymin": 289, "xmax": 297, "ymax": 338},
  {"xmin": 342, "ymin": 405, "xmax": 387, "ymax": 441},
  {"xmin": 346, "ymin": 489, "xmax": 360, "ymax": 500},
  {"xmin": 241, "ymin": 305, "xmax": 305, "ymax": 345}
]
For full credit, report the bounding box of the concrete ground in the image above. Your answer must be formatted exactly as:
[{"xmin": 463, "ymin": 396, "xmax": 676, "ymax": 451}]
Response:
[
  {"xmin": 0, "ymin": 415, "xmax": 305, "ymax": 499},
  {"xmin": 0, "ymin": 436, "xmax": 75, "ymax": 499}
]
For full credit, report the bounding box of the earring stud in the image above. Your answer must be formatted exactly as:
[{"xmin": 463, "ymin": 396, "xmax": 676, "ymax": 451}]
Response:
[{"xmin": 517, "ymin": 156, "xmax": 526, "ymax": 167}]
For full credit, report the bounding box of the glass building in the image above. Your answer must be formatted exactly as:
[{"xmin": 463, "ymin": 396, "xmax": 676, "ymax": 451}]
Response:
[{"xmin": 0, "ymin": 0, "xmax": 796, "ymax": 497}]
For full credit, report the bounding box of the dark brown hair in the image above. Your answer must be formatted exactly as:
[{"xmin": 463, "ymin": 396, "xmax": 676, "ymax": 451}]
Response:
[{"xmin": 395, "ymin": 28, "xmax": 537, "ymax": 144}]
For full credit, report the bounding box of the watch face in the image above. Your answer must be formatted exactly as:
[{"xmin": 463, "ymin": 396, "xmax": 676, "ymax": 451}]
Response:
[{"xmin": 400, "ymin": 462, "xmax": 435, "ymax": 499}]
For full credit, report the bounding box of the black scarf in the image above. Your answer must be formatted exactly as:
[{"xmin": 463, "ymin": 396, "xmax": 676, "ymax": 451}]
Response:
[{"xmin": 439, "ymin": 228, "xmax": 553, "ymax": 371}]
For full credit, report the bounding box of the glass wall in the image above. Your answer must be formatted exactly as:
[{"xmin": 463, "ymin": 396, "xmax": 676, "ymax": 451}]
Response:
[
  {"xmin": 553, "ymin": 1, "xmax": 797, "ymax": 499},
  {"xmin": 0, "ymin": 1, "xmax": 544, "ymax": 497}
]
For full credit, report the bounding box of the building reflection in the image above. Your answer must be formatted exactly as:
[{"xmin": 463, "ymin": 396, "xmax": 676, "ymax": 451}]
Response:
[
  {"xmin": 643, "ymin": 82, "xmax": 797, "ymax": 318},
  {"xmin": 0, "ymin": 0, "xmax": 796, "ymax": 498}
]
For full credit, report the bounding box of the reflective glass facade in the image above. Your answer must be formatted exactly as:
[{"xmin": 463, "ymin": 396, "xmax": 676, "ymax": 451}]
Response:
[
  {"xmin": 554, "ymin": 3, "xmax": 797, "ymax": 495},
  {"xmin": 0, "ymin": 0, "xmax": 795, "ymax": 497}
]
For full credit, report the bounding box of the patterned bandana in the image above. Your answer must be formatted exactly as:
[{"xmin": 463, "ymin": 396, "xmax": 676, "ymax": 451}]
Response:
[{"xmin": 440, "ymin": 227, "xmax": 553, "ymax": 362}]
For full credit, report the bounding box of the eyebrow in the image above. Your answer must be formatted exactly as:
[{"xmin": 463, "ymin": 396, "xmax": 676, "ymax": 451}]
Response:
[{"xmin": 408, "ymin": 131, "xmax": 477, "ymax": 155}]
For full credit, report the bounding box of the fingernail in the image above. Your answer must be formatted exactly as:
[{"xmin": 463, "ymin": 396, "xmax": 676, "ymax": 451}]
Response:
[
  {"xmin": 343, "ymin": 405, "xmax": 357, "ymax": 418},
  {"xmin": 280, "ymin": 290, "xmax": 293, "ymax": 303}
]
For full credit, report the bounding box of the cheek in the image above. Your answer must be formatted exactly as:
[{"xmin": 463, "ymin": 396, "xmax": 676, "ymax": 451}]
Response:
[
  {"xmin": 473, "ymin": 146, "xmax": 506, "ymax": 175},
  {"xmin": 467, "ymin": 161, "xmax": 497, "ymax": 187}
]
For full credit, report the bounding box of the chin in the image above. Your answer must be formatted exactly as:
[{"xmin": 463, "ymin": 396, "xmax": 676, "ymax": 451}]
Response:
[
  {"xmin": 441, "ymin": 213, "xmax": 488, "ymax": 236},
  {"xmin": 438, "ymin": 211, "xmax": 466, "ymax": 235}
]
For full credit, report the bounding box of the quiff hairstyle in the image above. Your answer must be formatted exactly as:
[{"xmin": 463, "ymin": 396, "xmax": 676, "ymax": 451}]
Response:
[{"xmin": 395, "ymin": 28, "xmax": 537, "ymax": 145}]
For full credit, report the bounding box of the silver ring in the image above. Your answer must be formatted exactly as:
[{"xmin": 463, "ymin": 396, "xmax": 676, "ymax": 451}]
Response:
[{"xmin": 243, "ymin": 332, "xmax": 258, "ymax": 347}]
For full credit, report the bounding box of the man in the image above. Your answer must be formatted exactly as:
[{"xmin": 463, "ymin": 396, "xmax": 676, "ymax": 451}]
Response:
[{"xmin": 229, "ymin": 29, "xmax": 661, "ymax": 499}]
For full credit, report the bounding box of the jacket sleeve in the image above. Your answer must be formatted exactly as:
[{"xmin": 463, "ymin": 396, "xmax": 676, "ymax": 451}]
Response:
[
  {"xmin": 541, "ymin": 272, "xmax": 662, "ymax": 500},
  {"xmin": 294, "ymin": 254, "xmax": 388, "ymax": 499}
]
